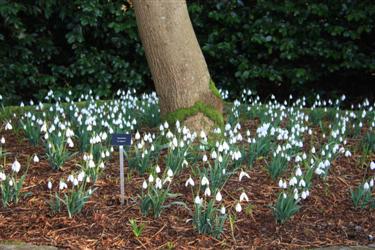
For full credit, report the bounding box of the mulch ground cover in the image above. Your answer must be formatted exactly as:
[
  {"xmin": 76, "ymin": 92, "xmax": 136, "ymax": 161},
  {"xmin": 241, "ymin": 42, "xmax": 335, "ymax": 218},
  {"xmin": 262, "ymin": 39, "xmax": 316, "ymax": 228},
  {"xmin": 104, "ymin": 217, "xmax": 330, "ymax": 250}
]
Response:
[{"xmin": 0, "ymin": 124, "xmax": 374, "ymax": 250}]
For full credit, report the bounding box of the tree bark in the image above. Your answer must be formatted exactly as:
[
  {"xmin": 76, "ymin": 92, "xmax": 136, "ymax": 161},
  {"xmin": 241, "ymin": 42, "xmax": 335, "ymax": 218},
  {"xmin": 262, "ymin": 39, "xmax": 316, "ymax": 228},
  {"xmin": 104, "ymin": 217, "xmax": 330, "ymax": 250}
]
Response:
[{"xmin": 133, "ymin": 0, "xmax": 223, "ymax": 130}]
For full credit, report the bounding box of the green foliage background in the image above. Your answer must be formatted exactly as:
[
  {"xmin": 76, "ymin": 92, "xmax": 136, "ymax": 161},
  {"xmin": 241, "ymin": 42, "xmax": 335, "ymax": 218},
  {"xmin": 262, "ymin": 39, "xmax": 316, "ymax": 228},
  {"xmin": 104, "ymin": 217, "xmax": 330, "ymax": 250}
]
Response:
[{"xmin": 1, "ymin": 0, "xmax": 374, "ymax": 104}]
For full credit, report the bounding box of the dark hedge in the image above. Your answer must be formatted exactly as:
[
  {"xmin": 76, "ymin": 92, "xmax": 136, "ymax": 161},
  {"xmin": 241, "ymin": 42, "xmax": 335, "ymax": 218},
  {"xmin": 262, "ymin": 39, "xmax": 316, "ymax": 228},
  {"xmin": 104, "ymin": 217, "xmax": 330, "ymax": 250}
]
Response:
[{"xmin": 1, "ymin": 0, "xmax": 374, "ymax": 105}]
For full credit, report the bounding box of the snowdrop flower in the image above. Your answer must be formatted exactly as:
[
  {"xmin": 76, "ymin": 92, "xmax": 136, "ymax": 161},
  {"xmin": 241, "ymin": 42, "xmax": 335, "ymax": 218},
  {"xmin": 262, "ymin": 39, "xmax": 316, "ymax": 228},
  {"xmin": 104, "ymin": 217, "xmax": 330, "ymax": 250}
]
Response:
[
  {"xmin": 315, "ymin": 167, "xmax": 324, "ymax": 175},
  {"xmin": 163, "ymin": 121, "xmax": 169, "ymax": 129},
  {"xmin": 295, "ymin": 167, "xmax": 302, "ymax": 177},
  {"xmin": 0, "ymin": 172, "xmax": 6, "ymax": 181},
  {"xmin": 0, "ymin": 137, "xmax": 5, "ymax": 144},
  {"xmin": 370, "ymin": 178, "xmax": 374, "ymax": 187},
  {"xmin": 202, "ymin": 154, "xmax": 208, "ymax": 162},
  {"xmin": 142, "ymin": 180, "xmax": 148, "ymax": 189},
  {"xmin": 289, "ymin": 176, "xmax": 298, "ymax": 186},
  {"xmin": 235, "ymin": 203, "xmax": 242, "ymax": 212},
  {"xmin": 299, "ymin": 179, "xmax": 306, "ymax": 187},
  {"xmin": 194, "ymin": 195, "xmax": 202, "ymax": 205},
  {"xmin": 363, "ymin": 182, "xmax": 370, "ymax": 191},
  {"xmin": 240, "ymin": 192, "xmax": 249, "ymax": 202},
  {"xmin": 155, "ymin": 165, "xmax": 161, "ymax": 173},
  {"xmin": 135, "ymin": 131, "xmax": 141, "ymax": 140},
  {"xmin": 370, "ymin": 161, "xmax": 375, "ymax": 170},
  {"xmin": 167, "ymin": 168, "xmax": 174, "ymax": 177},
  {"xmin": 12, "ymin": 159, "xmax": 21, "ymax": 173},
  {"xmin": 88, "ymin": 159, "xmax": 95, "ymax": 168},
  {"xmin": 5, "ymin": 122, "xmax": 12, "ymax": 130},
  {"xmin": 294, "ymin": 192, "xmax": 299, "ymax": 200},
  {"xmin": 215, "ymin": 191, "xmax": 222, "ymax": 202},
  {"xmin": 73, "ymin": 178, "xmax": 79, "ymax": 186},
  {"xmin": 201, "ymin": 176, "xmax": 209, "ymax": 186},
  {"xmin": 59, "ymin": 181, "xmax": 67, "ymax": 190},
  {"xmin": 301, "ymin": 191, "xmax": 307, "ymax": 200},
  {"xmin": 345, "ymin": 150, "xmax": 352, "ymax": 157},
  {"xmin": 239, "ymin": 170, "xmax": 250, "ymax": 181},
  {"xmin": 77, "ymin": 171, "xmax": 85, "ymax": 182},
  {"xmin": 155, "ymin": 177, "xmax": 162, "ymax": 189},
  {"xmin": 47, "ymin": 180, "xmax": 53, "ymax": 190},
  {"xmin": 211, "ymin": 151, "xmax": 217, "ymax": 159},
  {"xmin": 33, "ymin": 155, "xmax": 39, "ymax": 163},
  {"xmin": 148, "ymin": 174, "xmax": 154, "ymax": 183},
  {"xmin": 204, "ymin": 187, "xmax": 211, "ymax": 197},
  {"xmin": 9, "ymin": 179, "xmax": 13, "ymax": 186},
  {"xmin": 185, "ymin": 176, "xmax": 195, "ymax": 187},
  {"xmin": 220, "ymin": 206, "xmax": 226, "ymax": 215}
]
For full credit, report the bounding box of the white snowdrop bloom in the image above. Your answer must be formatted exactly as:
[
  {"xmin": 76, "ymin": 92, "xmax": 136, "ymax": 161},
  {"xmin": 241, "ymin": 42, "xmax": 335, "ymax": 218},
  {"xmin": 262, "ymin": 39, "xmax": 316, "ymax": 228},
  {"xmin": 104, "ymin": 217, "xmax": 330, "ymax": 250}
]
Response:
[
  {"xmin": 0, "ymin": 137, "xmax": 5, "ymax": 144},
  {"xmin": 172, "ymin": 137, "xmax": 178, "ymax": 148},
  {"xmin": 59, "ymin": 181, "xmax": 67, "ymax": 190},
  {"xmin": 202, "ymin": 154, "xmax": 208, "ymax": 162},
  {"xmin": 185, "ymin": 176, "xmax": 195, "ymax": 187},
  {"xmin": 301, "ymin": 191, "xmax": 307, "ymax": 200},
  {"xmin": 240, "ymin": 192, "xmax": 249, "ymax": 202},
  {"xmin": 142, "ymin": 180, "xmax": 148, "ymax": 189},
  {"xmin": 155, "ymin": 177, "xmax": 162, "ymax": 189},
  {"xmin": 235, "ymin": 203, "xmax": 242, "ymax": 213},
  {"xmin": 220, "ymin": 206, "xmax": 226, "ymax": 215},
  {"xmin": 204, "ymin": 187, "xmax": 211, "ymax": 197},
  {"xmin": 67, "ymin": 137, "xmax": 74, "ymax": 148},
  {"xmin": 0, "ymin": 172, "xmax": 6, "ymax": 181},
  {"xmin": 99, "ymin": 162, "xmax": 105, "ymax": 169},
  {"xmin": 299, "ymin": 179, "xmax": 306, "ymax": 187},
  {"xmin": 167, "ymin": 168, "xmax": 174, "ymax": 177},
  {"xmin": 166, "ymin": 130, "xmax": 173, "ymax": 139},
  {"xmin": 9, "ymin": 179, "xmax": 13, "ymax": 186},
  {"xmin": 278, "ymin": 179, "xmax": 284, "ymax": 188},
  {"xmin": 148, "ymin": 174, "xmax": 154, "ymax": 183},
  {"xmin": 77, "ymin": 172, "xmax": 85, "ymax": 182},
  {"xmin": 201, "ymin": 176, "xmax": 209, "ymax": 186},
  {"xmin": 200, "ymin": 130, "xmax": 206, "ymax": 139},
  {"xmin": 295, "ymin": 167, "xmax": 302, "ymax": 177},
  {"xmin": 33, "ymin": 155, "xmax": 39, "ymax": 163},
  {"xmin": 364, "ymin": 182, "xmax": 370, "ymax": 190},
  {"xmin": 294, "ymin": 192, "xmax": 299, "ymax": 200},
  {"xmin": 73, "ymin": 178, "xmax": 79, "ymax": 186},
  {"xmin": 47, "ymin": 180, "xmax": 52, "ymax": 190},
  {"xmin": 369, "ymin": 178, "xmax": 374, "ymax": 187},
  {"xmin": 182, "ymin": 159, "xmax": 188, "ymax": 167},
  {"xmin": 135, "ymin": 131, "xmax": 141, "ymax": 140},
  {"xmin": 239, "ymin": 170, "xmax": 250, "ymax": 181},
  {"xmin": 163, "ymin": 121, "xmax": 169, "ymax": 129},
  {"xmin": 5, "ymin": 122, "xmax": 12, "ymax": 130},
  {"xmin": 370, "ymin": 161, "xmax": 375, "ymax": 170},
  {"xmin": 218, "ymin": 155, "xmax": 223, "ymax": 163},
  {"xmin": 11, "ymin": 159, "xmax": 21, "ymax": 173},
  {"xmin": 155, "ymin": 165, "xmax": 161, "ymax": 173},
  {"xmin": 194, "ymin": 195, "xmax": 202, "ymax": 205},
  {"xmin": 324, "ymin": 160, "xmax": 330, "ymax": 168},
  {"xmin": 289, "ymin": 176, "xmax": 298, "ymax": 186},
  {"xmin": 283, "ymin": 193, "xmax": 287, "ymax": 199},
  {"xmin": 295, "ymin": 155, "xmax": 302, "ymax": 163},
  {"xmin": 88, "ymin": 159, "xmax": 95, "ymax": 168},
  {"xmin": 215, "ymin": 191, "xmax": 222, "ymax": 202},
  {"xmin": 345, "ymin": 150, "xmax": 352, "ymax": 157},
  {"xmin": 211, "ymin": 151, "xmax": 217, "ymax": 159},
  {"xmin": 225, "ymin": 123, "xmax": 231, "ymax": 131},
  {"xmin": 315, "ymin": 167, "xmax": 324, "ymax": 175}
]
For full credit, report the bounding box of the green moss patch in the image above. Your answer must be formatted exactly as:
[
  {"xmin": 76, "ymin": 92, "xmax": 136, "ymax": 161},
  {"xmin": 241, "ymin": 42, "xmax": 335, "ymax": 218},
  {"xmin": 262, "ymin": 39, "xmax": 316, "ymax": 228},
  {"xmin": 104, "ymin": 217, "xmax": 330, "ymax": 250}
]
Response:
[
  {"xmin": 163, "ymin": 101, "xmax": 224, "ymax": 128},
  {"xmin": 209, "ymin": 79, "xmax": 222, "ymax": 99}
]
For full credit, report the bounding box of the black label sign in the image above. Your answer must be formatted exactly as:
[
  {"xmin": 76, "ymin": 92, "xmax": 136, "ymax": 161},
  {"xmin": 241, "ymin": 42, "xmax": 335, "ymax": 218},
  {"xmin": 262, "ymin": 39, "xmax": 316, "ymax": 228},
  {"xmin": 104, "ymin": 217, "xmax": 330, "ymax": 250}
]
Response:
[{"xmin": 111, "ymin": 134, "xmax": 132, "ymax": 146}]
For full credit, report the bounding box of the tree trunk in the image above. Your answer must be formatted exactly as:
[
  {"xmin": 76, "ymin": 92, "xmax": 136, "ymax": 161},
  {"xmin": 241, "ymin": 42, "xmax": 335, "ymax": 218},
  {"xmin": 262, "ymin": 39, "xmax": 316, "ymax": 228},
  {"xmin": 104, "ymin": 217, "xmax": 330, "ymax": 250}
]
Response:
[{"xmin": 133, "ymin": 0, "xmax": 223, "ymax": 131}]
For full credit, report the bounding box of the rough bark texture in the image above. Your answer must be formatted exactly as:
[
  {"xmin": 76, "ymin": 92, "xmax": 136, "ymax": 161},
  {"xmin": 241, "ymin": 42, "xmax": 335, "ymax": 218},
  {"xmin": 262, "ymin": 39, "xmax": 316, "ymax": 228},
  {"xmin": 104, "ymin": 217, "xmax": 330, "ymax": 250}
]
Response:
[{"xmin": 133, "ymin": 0, "xmax": 223, "ymax": 129}]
